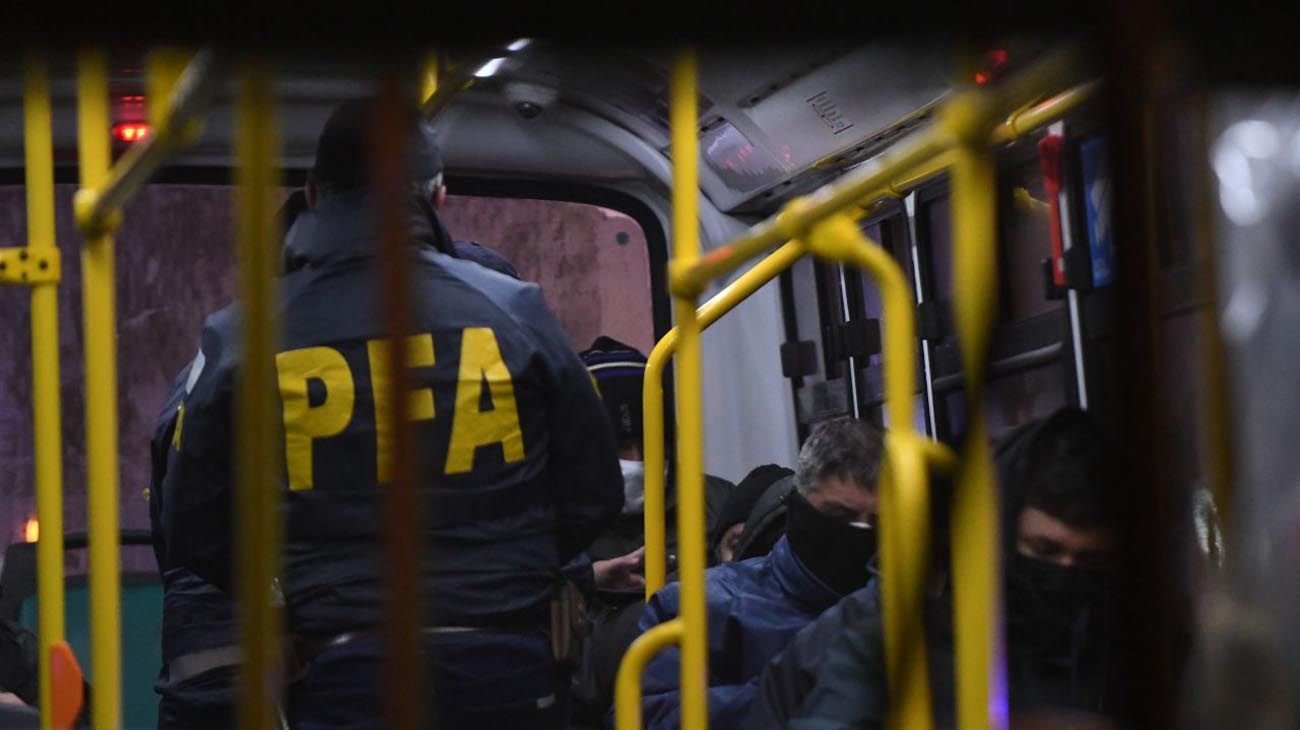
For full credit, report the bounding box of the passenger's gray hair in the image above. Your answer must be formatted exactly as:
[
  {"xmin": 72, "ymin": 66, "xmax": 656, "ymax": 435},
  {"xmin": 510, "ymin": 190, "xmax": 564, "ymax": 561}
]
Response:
[{"xmin": 794, "ymin": 417, "xmax": 885, "ymax": 496}]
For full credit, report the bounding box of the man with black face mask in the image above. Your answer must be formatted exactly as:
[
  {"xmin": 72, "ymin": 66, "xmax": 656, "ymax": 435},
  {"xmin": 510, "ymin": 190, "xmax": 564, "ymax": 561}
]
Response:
[
  {"xmin": 626, "ymin": 417, "xmax": 884, "ymax": 730},
  {"xmin": 783, "ymin": 407, "xmax": 1125, "ymax": 729}
]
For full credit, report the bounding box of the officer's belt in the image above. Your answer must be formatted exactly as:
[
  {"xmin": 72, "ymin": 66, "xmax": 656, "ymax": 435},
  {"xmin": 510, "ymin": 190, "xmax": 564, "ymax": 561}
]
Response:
[
  {"xmin": 292, "ymin": 624, "xmax": 543, "ymax": 669},
  {"xmin": 167, "ymin": 645, "xmax": 242, "ymax": 684}
]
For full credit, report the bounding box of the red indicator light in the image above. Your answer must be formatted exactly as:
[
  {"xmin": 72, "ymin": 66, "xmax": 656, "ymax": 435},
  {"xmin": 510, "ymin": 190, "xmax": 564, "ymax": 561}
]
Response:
[
  {"xmin": 975, "ymin": 72, "xmax": 990, "ymax": 85},
  {"xmin": 987, "ymin": 49, "xmax": 1008, "ymax": 67},
  {"xmin": 112, "ymin": 122, "xmax": 151, "ymax": 143}
]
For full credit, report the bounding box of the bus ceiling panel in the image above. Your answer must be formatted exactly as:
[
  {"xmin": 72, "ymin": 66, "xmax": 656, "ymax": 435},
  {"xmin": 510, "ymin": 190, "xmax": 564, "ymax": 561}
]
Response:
[
  {"xmin": 735, "ymin": 43, "xmax": 952, "ymax": 186},
  {"xmin": 496, "ymin": 43, "xmax": 952, "ymax": 215}
]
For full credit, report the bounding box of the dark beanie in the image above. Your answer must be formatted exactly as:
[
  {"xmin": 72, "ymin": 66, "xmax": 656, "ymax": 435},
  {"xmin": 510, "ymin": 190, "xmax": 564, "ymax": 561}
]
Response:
[
  {"xmin": 312, "ymin": 97, "xmax": 443, "ymax": 194},
  {"xmin": 579, "ymin": 336, "xmax": 648, "ymax": 446},
  {"xmin": 712, "ymin": 464, "xmax": 795, "ymax": 547}
]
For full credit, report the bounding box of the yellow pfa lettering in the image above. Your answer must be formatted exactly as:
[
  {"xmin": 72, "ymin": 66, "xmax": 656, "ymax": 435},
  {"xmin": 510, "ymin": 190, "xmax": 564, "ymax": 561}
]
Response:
[
  {"xmin": 277, "ymin": 347, "xmax": 355, "ymax": 491},
  {"xmin": 445, "ymin": 327, "xmax": 525, "ymax": 474},
  {"xmin": 368, "ymin": 334, "xmax": 436, "ymax": 482},
  {"xmin": 171, "ymin": 403, "xmax": 185, "ymax": 451}
]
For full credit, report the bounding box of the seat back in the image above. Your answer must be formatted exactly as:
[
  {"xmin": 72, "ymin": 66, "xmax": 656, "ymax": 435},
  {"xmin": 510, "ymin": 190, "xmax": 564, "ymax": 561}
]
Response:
[{"xmin": 1, "ymin": 533, "xmax": 162, "ymax": 730}]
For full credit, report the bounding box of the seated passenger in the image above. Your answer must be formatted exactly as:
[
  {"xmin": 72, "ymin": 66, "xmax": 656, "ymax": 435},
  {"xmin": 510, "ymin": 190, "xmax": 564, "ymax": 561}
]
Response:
[
  {"xmin": 710, "ymin": 464, "xmax": 794, "ymax": 564},
  {"xmin": 570, "ymin": 335, "xmax": 734, "ymax": 594},
  {"xmin": 730, "ymin": 469, "xmax": 797, "ymax": 562},
  {"xmin": 567, "ymin": 337, "xmax": 736, "ymax": 728},
  {"xmin": 627, "ymin": 417, "xmax": 884, "ymax": 730},
  {"xmin": 783, "ymin": 407, "xmax": 1126, "ymax": 729}
]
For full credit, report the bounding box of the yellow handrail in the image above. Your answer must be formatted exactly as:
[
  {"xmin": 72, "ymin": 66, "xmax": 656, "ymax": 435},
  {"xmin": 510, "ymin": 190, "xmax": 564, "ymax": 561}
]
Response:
[
  {"xmin": 942, "ymin": 89, "xmax": 1007, "ymax": 730},
  {"xmin": 233, "ymin": 58, "xmax": 283, "ymax": 730},
  {"xmin": 22, "ymin": 55, "xmax": 67, "ymax": 730},
  {"xmin": 614, "ymin": 621, "xmax": 685, "ymax": 730},
  {"xmin": 76, "ymin": 48, "xmax": 220, "ymax": 237},
  {"xmin": 804, "ymin": 212, "xmax": 935, "ymax": 729},
  {"xmin": 74, "ymin": 49, "xmax": 123, "ymax": 730},
  {"xmin": 641, "ymin": 77, "xmax": 1100, "ymax": 597},
  {"xmin": 666, "ymin": 48, "xmax": 710, "ymax": 730},
  {"xmin": 670, "ymin": 127, "xmax": 951, "ymax": 298},
  {"xmin": 642, "ymin": 240, "xmax": 806, "ymax": 595},
  {"xmin": 992, "ymin": 80, "xmax": 1101, "ymax": 145},
  {"xmin": 623, "ymin": 48, "xmax": 1086, "ymax": 730}
]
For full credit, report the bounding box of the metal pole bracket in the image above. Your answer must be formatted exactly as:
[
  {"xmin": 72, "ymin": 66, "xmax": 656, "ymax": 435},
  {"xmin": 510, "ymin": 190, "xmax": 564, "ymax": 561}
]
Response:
[{"xmin": 0, "ymin": 246, "xmax": 61, "ymax": 285}]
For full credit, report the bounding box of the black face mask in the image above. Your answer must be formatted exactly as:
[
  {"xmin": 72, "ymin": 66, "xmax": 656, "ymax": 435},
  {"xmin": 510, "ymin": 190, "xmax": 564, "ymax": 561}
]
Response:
[
  {"xmin": 1005, "ymin": 553, "xmax": 1113, "ymax": 657},
  {"xmin": 784, "ymin": 491, "xmax": 877, "ymax": 595}
]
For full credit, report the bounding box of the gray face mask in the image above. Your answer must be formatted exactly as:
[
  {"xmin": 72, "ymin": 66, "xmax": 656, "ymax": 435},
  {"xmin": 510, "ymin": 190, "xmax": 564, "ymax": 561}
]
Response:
[{"xmin": 620, "ymin": 459, "xmax": 646, "ymax": 515}]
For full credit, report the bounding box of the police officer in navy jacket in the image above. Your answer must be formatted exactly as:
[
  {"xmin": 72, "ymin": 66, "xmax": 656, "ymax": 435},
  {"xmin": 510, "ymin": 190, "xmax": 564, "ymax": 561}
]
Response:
[{"xmin": 161, "ymin": 97, "xmax": 623, "ymax": 729}]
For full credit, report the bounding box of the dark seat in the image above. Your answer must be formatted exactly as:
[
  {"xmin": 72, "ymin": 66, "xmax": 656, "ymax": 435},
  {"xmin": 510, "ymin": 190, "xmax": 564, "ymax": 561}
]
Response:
[{"xmin": 0, "ymin": 531, "xmax": 162, "ymax": 730}]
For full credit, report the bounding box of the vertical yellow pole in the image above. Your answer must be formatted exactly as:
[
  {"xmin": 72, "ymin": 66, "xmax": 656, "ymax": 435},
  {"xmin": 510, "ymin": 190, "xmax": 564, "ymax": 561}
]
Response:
[
  {"xmin": 73, "ymin": 49, "xmax": 123, "ymax": 730},
  {"xmin": 669, "ymin": 49, "xmax": 708, "ymax": 730},
  {"xmin": 943, "ymin": 90, "xmax": 1006, "ymax": 730},
  {"xmin": 421, "ymin": 51, "xmax": 439, "ymax": 105},
  {"xmin": 641, "ymin": 342, "xmax": 671, "ymax": 597},
  {"xmin": 23, "ymin": 55, "xmax": 67, "ymax": 730},
  {"xmin": 233, "ymin": 56, "xmax": 283, "ymax": 730}
]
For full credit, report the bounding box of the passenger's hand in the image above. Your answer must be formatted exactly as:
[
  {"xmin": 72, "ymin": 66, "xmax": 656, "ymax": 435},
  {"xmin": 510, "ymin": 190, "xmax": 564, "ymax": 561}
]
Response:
[
  {"xmin": 0, "ymin": 692, "xmax": 26, "ymax": 708},
  {"xmin": 593, "ymin": 546, "xmax": 646, "ymax": 591}
]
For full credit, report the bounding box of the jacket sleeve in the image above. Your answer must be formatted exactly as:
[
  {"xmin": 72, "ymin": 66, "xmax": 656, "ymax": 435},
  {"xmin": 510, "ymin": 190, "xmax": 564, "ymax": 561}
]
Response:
[
  {"xmin": 749, "ymin": 624, "xmax": 813, "ymax": 730},
  {"xmin": 787, "ymin": 616, "xmax": 889, "ymax": 730},
  {"xmin": 630, "ymin": 582, "xmax": 760, "ymax": 730},
  {"xmin": 748, "ymin": 582, "xmax": 876, "ymax": 729},
  {"xmin": 161, "ymin": 323, "xmax": 238, "ymax": 594},
  {"xmin": 513, "ymin": 285, "xmax": 622, "ymax": 561},
  {"xmin": 562, "ymin": 552, "xmax": 597, "ymax": 599},
  {"xmin": 149, "ymin": 367, "xmax": 191, "ymax": 576}
]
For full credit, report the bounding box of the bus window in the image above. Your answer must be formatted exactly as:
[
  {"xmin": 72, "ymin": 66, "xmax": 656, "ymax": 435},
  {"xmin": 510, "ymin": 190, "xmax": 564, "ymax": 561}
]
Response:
[
  {"xmin": 439, "ymin": 195, "xmax": 655, "ymax": 354},
  {"xmin": 944, "ymin": 365, "xmax": 1067, "ymax": 441},
  {"xmin": 921, "ymin": 195, "xmax": 953, "ymax": 304},
  {"xmin": 0, "ymin": 184, "xmax": 655, "ymax": 563},
  {"xmin": 1000, "ymin": 158, "xmax": 1064, "ymax": 323}
]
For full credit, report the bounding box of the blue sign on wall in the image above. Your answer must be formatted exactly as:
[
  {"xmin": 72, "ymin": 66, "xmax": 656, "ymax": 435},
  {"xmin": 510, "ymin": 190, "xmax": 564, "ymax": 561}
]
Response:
[{"xmin": 1080, "ymin": 136, "xmax": 1115, "ymax": 287}]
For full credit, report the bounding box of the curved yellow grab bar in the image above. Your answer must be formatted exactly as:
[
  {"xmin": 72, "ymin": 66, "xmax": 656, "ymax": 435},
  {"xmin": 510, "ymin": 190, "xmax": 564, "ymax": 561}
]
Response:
[
  {"xmin": 805, "ymin": 213, "xmax": 934, "ymax": 729},
  {"xmin": 614, "ymin": 620, "xmax": 686, "ymax": 730},
  {"xmin": 642, "ymin": 240, "xmax": 807, "ymax": 596}
]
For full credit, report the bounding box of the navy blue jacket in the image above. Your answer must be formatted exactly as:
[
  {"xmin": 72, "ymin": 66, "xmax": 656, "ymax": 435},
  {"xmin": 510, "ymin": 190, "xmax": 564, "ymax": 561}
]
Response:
[
  {"xmin": 748, "ymin": 579, "xmax": 881, "ymax": 729},
  {"xmin": 631, "ymin": 535, "xmax": 845, "ymax": 730},
  {"xmin": 149, "ymin": 366, "xmax": 237, "ymax": 662},
  {"xmin": 161, "ymin": 194, "xmax": 623, "ymax": 638}
]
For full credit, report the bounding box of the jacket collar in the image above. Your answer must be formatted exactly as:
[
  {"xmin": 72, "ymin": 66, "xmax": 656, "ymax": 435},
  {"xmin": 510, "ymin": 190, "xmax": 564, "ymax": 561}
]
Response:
[
  {"xmin": 768, "ymin": 535, "xmax": 844, "ymax": 612},
  {"xmin": 283, "ymin": 190, "xmax": 455, "ymax": 270}
]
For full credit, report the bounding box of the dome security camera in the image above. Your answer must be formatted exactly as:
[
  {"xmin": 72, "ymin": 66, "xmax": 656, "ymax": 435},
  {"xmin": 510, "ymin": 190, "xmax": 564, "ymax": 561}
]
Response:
[{"xmin": 504, "ymin": 81, "xmax": 558, "ymax": 120}]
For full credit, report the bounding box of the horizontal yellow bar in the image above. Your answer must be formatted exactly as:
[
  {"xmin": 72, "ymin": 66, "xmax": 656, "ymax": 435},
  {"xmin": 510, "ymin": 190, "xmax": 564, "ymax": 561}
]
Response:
[
  {"xmin": 992, "ymin": 80, "xmax": 1101, "ymax": 145},
  {"xmin": 670, "ymin": 127, "xmax": 951, "ymax": 296}
]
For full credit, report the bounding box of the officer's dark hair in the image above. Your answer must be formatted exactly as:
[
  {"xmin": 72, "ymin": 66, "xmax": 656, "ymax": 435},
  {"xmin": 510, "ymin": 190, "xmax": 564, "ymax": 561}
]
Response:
[
  {"xmin": 1020, "ymin": 408, "xmax": 1116, "ymax": 529},
  {"xmin": 311, "ymin": 96, "xmax": 444, "ymax": 201},
  {"xmin": 794, "ymin": 417, "xmax": 884, "ymax": 497}
]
